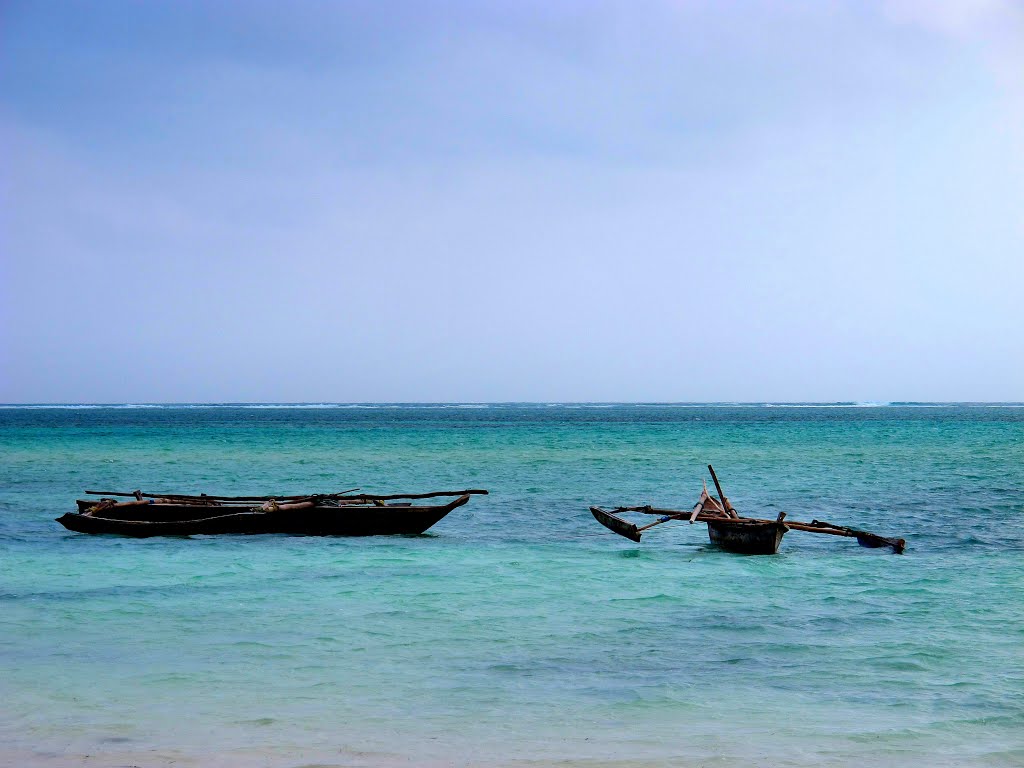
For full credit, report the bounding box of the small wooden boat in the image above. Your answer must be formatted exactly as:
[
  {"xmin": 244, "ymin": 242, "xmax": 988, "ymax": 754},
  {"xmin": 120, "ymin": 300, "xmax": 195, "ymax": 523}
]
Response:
[
  {"xmin": 591, "ymin": 465, "xmax": 905, "ymax": 555},
  {"xmin": 57, "ymin": 488, "xmax": 487, "ymax": 537},
  {"xmin": 705, "ymin": 517, "xmax": 788, "ymax": 555}
]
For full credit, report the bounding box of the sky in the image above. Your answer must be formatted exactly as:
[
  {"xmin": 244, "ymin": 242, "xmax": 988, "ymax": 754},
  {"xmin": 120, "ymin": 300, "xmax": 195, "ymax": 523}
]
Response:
[{"xmin": 1, "ymin": 0, "xmax": 1022, "ymax": 403}]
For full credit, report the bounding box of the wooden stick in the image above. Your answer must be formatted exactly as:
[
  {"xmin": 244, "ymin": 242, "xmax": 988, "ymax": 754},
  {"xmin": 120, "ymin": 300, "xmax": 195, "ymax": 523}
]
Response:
[
  {"xmin": 84, "ymin": 490, "xmax": 358, "ymax": 502},
  {"xmin": 637, "ymin": 501, "xmax": 704, "ymax": 533},
  {"xmin": 632, "ymin": 504, "xmax": 729, "ymax": 518},
  {"xmin": 785, "ymin": 522, "xmax": 851, "ymax": 535},
  {"xmin": 84, "ymin": 488, "xmax": 484, "ymax": 502},
  {"xmin": 85, "ymin": 488, "xmax": 472, "ymax": 503},
  {"xmin": 707, "ymin": 465, "xmax": 739, "ymax": 519},
  {"xmin": 612, "ymin": 508, "xmax": 736, "ymax": 525},
  {"xmin": 337, "ymin": 489, "xmax": 489, "ymax": 501},
  {"xmin": 700, "ymin": 495, "xmax": 729, "ymax": 517},
  {"xmin": 689, "ymin": 497, "xmax": 705, "ymax": 523},
  {"xmin": 800, "ymin": 519, "xmax": 906, "ymax": 553},
  {"xmin": 636, "ymin": 512, "xmax": 690, "ymax": 534}
]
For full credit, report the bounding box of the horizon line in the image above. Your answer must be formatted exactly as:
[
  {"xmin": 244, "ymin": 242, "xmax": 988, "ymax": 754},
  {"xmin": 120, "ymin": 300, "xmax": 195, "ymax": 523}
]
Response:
[{"xmin": 3, "ymin": 401, "xmax": 1023, "ymax": 408}]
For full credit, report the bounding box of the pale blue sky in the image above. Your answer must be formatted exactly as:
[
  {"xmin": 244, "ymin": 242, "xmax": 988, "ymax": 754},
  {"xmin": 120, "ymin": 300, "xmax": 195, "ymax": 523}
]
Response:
[{"xmin": 2, "ymin": 0, "xmax": 1022, "ymax": 402}]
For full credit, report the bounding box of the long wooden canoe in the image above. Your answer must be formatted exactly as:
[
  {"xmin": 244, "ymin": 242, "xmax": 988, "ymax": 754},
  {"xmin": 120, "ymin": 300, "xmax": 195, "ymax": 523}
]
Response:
[{"xmin": 58, "ymin": 492, "xmax": 482, "ymax": 537}]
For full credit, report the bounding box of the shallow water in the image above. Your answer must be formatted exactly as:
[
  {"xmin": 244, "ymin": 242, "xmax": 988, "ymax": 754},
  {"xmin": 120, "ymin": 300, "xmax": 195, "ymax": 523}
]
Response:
[{"xmin": 1, "ymin": 405, "xmax": 1022, "ymax": 766}]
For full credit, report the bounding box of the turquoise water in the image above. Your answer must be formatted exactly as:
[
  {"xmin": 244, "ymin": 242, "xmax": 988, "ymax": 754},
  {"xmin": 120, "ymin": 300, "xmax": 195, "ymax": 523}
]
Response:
[{"xmin": 1, "ymin": 404, "xmax": 1022, "ymax": 767}]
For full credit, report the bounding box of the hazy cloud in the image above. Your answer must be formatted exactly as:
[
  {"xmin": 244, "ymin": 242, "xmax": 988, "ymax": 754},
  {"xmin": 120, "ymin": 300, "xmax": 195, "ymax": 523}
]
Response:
[{"xmin": 2, "ymin": 1, "xmax": 1021, "ymax": 401}]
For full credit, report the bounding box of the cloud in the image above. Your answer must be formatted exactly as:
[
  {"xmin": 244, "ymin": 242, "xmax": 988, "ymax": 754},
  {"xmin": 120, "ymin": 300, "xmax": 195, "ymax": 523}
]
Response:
[
  {"xmin": 3, "ymin": 2, "xmax": 1023, "ymax": 400},
  {"xmin": 884, "ymin": 0, "xmax": 1022, "ymax": 35},
  {"xmin": 883, "ymin": 0, "xmax": 1024, "ymax": 91}
]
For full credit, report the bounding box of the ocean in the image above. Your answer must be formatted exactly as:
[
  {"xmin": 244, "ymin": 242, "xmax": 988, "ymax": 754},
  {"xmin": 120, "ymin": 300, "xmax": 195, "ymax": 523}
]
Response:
[{"xmin": 1, "ymin": 404, "xmax": 1022, "ymax": 767}]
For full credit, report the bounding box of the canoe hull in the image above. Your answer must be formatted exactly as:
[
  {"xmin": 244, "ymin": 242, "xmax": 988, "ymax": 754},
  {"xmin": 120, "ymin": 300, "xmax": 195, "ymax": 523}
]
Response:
[
  {"xmin": 57, "ymin": 496, "xmax": 469, "ymax": 537},
  {"xmin": 706, "ymin": 519, "xmax": 787, "ymax": 555},
  {"xmin": 589, "ymin": 506, "xmax": 643, "ymax": 543}
]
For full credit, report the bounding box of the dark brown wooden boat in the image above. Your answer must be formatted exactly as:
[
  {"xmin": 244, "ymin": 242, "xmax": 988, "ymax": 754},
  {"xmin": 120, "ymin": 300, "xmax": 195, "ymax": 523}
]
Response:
[
  {"xmin": 57, "ymin": 488, "xmax": 487, "ymax": 537},
  {"xmin": 590, "ymin": 465, "xmax": 905, "ymax": 555},
  {"xmin": 590, "ymin": 503, "xmax": 793, "ymax": 555},
  {"xmin": 705, "ymin": 518, "xmax": 788, "ymax": 555}
]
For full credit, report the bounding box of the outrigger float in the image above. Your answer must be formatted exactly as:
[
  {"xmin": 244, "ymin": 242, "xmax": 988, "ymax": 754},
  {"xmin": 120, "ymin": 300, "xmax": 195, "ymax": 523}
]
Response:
[
  {"xmin": 57, "ymin": 488, "xmax": 487, "ymax": 537},
  {"xmin": 591, "ymin": 465, "xmax": 905, "ymax": 555}
]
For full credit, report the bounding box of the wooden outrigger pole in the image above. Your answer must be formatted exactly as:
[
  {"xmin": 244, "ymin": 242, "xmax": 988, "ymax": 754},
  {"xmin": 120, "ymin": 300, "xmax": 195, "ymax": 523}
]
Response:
[{"xmin": 84, "ymin": 488, "xmax": 489, "ymax": 504}]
